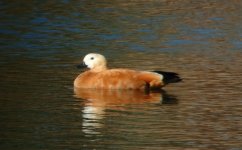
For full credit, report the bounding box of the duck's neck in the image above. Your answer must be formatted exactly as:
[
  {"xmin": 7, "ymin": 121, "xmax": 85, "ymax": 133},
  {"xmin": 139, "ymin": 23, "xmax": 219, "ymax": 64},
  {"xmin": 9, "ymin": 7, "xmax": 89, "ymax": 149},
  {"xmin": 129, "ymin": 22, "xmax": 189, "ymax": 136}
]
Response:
[{"xmin": 91, "ymin": 66, "xmax": 108, "ymax": 72}]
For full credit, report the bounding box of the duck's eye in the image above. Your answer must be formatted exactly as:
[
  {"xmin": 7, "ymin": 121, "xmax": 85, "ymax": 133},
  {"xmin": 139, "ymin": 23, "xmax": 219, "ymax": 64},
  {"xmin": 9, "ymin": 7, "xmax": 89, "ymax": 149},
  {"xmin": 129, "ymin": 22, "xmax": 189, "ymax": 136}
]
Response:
[{"xmin": 90, "ymin": 57, "xmax": 94, "ymax": 60}]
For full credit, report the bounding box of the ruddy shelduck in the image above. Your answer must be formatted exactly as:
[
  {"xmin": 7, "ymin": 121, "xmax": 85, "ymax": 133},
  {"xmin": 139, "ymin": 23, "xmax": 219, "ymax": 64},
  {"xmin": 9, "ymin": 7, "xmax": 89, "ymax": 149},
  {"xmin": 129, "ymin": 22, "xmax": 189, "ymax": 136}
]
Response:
[{"xmin": 74, "ymin": 53, "xmax": 181, "ymax": 90}]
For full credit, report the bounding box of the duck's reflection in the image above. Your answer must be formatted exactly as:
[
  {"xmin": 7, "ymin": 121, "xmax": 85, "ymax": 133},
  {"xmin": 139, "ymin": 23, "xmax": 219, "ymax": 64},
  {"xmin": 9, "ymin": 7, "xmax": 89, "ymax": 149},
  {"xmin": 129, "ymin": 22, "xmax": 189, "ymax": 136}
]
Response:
[
  {"xmin": 74, "ymin": 89, "xmax": 179, "ymax": 105},
  {"xmin": 74, "ymin": 88, "xmax": 178, "ymax": 135},
  {"xmin": 81, "ymin": 105, "xmax": 104, "ymax": 135}
]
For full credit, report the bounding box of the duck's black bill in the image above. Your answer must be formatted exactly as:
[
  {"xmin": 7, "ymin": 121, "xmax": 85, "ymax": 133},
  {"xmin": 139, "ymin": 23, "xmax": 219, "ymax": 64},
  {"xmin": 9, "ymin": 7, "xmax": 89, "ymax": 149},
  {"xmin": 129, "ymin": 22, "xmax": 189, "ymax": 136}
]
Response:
[{"xmin": 76, "ymin": 63, "xmax": 87, "ymax": 69}]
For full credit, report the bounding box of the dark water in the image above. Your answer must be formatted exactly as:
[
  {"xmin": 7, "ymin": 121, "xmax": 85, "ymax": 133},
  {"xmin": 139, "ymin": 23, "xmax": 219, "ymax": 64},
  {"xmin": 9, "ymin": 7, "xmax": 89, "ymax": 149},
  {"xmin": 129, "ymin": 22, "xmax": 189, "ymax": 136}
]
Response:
[{"xmin": 1, "ymin": 0, "xmax": 242, "ymax": 149}]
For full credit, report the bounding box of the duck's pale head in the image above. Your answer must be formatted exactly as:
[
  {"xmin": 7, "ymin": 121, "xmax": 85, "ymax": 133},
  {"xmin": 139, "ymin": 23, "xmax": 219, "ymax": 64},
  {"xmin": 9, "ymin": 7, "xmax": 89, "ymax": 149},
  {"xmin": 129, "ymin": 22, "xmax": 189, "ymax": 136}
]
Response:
[{"xmin": 80, "ymin": 53, "xmax": 107, "ymax": 72}]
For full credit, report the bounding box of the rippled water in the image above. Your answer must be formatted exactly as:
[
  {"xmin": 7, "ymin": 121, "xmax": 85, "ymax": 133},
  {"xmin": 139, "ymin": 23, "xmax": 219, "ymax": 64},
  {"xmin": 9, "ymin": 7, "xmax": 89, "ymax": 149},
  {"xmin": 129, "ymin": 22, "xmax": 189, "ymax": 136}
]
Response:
[{"xmin": 1, "ymin": 0, "xmax": 242, "ymax": 149}]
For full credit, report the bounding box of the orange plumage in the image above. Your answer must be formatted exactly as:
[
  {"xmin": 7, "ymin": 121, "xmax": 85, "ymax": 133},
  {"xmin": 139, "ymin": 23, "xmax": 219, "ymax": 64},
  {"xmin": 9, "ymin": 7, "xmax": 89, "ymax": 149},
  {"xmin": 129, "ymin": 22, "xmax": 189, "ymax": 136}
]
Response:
[{"xmin": 74, "ymin": 53, "xmax": 181, "ymax": 90}]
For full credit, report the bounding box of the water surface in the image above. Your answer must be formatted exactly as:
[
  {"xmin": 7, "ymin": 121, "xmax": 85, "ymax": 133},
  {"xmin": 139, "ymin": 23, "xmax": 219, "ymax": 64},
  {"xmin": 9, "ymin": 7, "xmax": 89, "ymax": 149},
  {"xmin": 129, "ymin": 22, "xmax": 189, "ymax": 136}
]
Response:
[{"xmin": 0, "ymin": 0, "xmax": 242, "ymax": 149}]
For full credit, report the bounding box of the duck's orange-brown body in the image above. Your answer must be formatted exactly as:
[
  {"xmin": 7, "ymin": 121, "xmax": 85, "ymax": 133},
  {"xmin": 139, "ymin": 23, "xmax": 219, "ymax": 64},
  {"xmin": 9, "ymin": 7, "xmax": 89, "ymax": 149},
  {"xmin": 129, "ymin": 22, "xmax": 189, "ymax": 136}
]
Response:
[
  {"xmin": 74, "ymin": 53, "xmax": 181, "ymax": 90},
  {"xmin": 74, "ymin": 69, "xmax": 163, "ymax": 90}
]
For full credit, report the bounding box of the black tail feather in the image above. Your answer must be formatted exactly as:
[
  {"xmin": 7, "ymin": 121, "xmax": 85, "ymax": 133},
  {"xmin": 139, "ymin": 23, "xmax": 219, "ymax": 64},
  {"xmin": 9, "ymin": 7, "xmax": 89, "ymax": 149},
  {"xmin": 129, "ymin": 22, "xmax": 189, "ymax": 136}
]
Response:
[{"xmin": 153, "ymin": 71, "xmax": 182, "ymax": 84}]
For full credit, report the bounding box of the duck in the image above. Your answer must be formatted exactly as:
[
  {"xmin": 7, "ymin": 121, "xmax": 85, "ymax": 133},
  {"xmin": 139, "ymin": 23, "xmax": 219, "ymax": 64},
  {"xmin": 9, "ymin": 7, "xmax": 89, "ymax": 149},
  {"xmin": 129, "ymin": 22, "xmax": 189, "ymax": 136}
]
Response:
[{"xmin": 74, "ymin": 53, "xmax": 181, "ymax": 90}]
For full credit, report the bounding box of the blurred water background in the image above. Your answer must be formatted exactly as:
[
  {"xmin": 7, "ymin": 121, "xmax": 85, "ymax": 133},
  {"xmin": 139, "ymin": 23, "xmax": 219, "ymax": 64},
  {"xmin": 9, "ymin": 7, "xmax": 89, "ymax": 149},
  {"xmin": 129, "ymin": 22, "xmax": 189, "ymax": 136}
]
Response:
[{"xmin": 0, "ymin": 0, "xmax": 242, "ymax": 149}]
